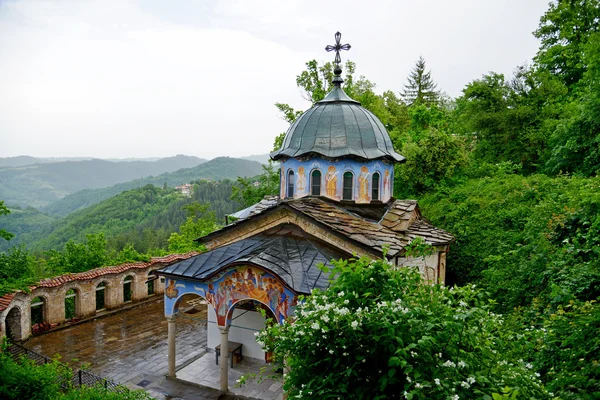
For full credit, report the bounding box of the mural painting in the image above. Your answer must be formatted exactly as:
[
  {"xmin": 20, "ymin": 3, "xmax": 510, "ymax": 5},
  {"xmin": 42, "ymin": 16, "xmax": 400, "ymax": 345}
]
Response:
[
  {"xmin": 357, "ymin": 165, "xmax": 370, "ymax": 203},
  {"xmin": 280, "ymin": 156, "xmax": 394, "ymax": 203},
  {"xmin": 325, "ymin": 165, "xmax": 339, "ymax": 199},
  {"xmin": 164, "ymin": 266, "xmax": 297, "ymax": 327},
  {"xmin": 296, "ymin": 166, "xmax": 306, "ymax": 195}
]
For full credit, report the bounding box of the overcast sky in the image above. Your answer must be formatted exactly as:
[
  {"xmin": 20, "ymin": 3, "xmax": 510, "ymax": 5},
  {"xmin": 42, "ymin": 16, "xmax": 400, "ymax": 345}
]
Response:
[{"xmin": 0, "ymin": 0, "xmax": 550, "ymax": 160}]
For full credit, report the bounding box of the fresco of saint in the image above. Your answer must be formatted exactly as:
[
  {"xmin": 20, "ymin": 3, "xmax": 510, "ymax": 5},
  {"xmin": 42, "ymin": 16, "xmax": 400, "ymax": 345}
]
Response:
[
  {"xmin": 297, "ymin": 166, "xmax": 306, "ymax": 195},
  {"xmin": 325, "ymin": 165, "xmax": 338, "ymax": 199},
  {"xmin": 165, "ymin": 279, "xmax": 179, "ymax": 299},
  {"xmin": 357, "ymin": 165, "xmax": 370, "ymax": 203}
]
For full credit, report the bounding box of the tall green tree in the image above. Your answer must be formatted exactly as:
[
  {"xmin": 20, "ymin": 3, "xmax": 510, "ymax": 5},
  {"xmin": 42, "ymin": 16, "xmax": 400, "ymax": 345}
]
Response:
[
  {"xmin": 545, "ymin": 31, "xmax": 600, "ymax": 175},
  {"xmin": 454, "ymin": 67, "xmax": 565, "ymax": 173},
  {"xmin": 402, "ymin": 56, "xmax": 439, "ymax": 106},
  {"xmin": 534, "ymin": 0, "xmax": 600, "ymax": 88}
]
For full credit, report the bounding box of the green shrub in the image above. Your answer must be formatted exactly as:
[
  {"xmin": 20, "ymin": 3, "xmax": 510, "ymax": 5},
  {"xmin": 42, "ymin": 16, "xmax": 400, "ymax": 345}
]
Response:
[{"xmin": 257, "ymin": 257, "xmax": 548, "ymax": 399}]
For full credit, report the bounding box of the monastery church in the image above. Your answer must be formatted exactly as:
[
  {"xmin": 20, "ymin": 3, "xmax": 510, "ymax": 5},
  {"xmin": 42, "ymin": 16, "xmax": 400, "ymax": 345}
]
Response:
[{"xmin": 156, "ymin": 32, "xmax": 454, "ymax": 392}]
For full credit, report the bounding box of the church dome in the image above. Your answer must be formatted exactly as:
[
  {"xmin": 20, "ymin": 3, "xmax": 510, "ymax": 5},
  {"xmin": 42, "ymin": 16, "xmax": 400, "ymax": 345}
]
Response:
[{"xmin": 270, "ymin": 86, "xmax": 405, "ymax": 163}]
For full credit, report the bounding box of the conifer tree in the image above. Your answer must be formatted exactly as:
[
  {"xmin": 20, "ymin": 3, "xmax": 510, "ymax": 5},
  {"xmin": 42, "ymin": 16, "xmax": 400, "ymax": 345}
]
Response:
[{"xmin": 402, "ymin": 56, "xmax": 439, "ymax": 106}]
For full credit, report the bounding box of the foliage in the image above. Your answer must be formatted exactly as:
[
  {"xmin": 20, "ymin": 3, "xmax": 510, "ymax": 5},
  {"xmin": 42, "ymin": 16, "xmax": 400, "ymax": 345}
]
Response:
[
  {"xmin": 0, "ymin": 245, "xmax": 39, "ymax": 296},
  {"xmin": 256, "ymin": 258, "xmax": 547, "ymax": 399},
  {"xmin": 167, "ymin": 201, "xmax": 218, "ymax": 253},
  {"xmin": 395, "ymin": 126, "xmax": 467, "ymax": 196},
  {"xmin": 0, "ymin": 351, "xmax": 71, "ymax": 400},
  {"xmin": 545, "ymin": 32, "xmax": 600, "ymax": 176},
  {"xmin": 533, "ymin": 0, "xmax": 600, "ymax": 88},
  {"xmin": 45, "ymin": 233, "xmax": 108, "ymax": 274},
  {"xmin": 454, "ymin": 68, "xmax": 566, "ymax": 174},
  {"xmin": 402, "ymin": 56, "xmax": 439, "ymax": 106},
  {"xmin": 420, "ymin": 173, "xmax": 600, "ymax": 311},
  {"xmin": 230, "ymin": 162, "xmax": 280, "ymax": 208},
  {"xmin": 1, "ymin": 200, "xmax": 14, "ymax": 241},
  {"xmin": 531, "ymin": 300, "xmax": 600, "ymax": 398},
  {"xmin": 0, "ymin": 345, "xmax": 151, "ymax": 400}
]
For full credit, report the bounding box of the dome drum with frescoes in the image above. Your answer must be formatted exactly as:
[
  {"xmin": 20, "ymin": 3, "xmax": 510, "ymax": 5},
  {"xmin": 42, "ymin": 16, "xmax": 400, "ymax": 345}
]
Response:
[{"xmin": 270, "ymin": 32, "xmax": 404, "ymax": 204}]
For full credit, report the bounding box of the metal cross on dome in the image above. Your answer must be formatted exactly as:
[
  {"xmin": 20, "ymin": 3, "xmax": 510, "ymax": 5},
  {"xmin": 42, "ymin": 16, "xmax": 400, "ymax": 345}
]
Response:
[{"xmin": 325, "ymin": 32, "xmax": 351, "ymax": 65}]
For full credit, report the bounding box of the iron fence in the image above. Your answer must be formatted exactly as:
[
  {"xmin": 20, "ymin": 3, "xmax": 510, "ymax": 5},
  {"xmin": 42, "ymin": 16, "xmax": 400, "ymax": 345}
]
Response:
[{"xmin": 5, "ymin": 341, "xmax": 129, "ymax": 394}]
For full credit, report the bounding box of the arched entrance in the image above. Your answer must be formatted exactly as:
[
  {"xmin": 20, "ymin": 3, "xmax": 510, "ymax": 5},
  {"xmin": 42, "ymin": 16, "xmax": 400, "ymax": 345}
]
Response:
[
  {"xmin": 65, "ymin": 288, "xmax": 79, "ymax": 321},
  {"xmin": 30, "ymin": 296, "xmax": 47, "ymax": 334},
  {"xmin": 225, "ymin": 299, "xmax": 277, "ymax": 361},
  {"xmin": 95, "ymin": 281, "xmax": 108, "ymax": 311},
  {"xmin": 123, "ymin": 275, "xmax": 134, "ymax": 303},
  {"xmin": 5, "ymin": 306, "xmax": 23, "ymax": 341}
]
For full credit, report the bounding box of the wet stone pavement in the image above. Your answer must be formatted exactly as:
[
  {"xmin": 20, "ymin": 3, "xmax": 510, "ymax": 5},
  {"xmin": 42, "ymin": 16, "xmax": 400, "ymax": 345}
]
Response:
[
  {"xmin": 23, "ymin": 299, "xmax": 238, "ymax": 399},
  {"xmin": 26, "ymin": 299, "xmax": 207, "ymax": 381}
]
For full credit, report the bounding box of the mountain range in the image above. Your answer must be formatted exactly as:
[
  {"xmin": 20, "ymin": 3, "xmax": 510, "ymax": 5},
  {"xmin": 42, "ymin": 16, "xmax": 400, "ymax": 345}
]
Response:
[{"xmin": 0, "ymin": 155, "xmax": 266, "ymax": 209}]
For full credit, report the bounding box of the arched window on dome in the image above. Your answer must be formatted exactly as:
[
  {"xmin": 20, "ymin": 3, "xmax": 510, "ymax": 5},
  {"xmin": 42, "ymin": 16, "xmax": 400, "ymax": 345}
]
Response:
[
  {"xmin": 372, "ymin": 172, "xmax": 380, "ymax": 201},
  {"xmin": 343, "ymin": 171, "xmax": 354, "ymax": 201},
  {"xmin": 311, "ymin": 170, "xmax": 321, "ymax": 196},
  {"xmin": 287, "ymin": 170, "xmax": 295, "ymax": 198}
]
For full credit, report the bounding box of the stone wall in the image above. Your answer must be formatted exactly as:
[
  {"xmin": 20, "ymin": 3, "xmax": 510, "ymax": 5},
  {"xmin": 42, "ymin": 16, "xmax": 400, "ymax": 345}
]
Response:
[{"xmin": 0, "ymin": 253, "xmax": 197, "ymax": 342}]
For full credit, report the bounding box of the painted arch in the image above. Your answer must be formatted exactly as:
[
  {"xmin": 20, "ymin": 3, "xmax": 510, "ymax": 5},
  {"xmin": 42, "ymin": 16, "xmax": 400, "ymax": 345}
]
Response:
[{"xmin": 164, "ymin": 265, "xmax": 297, "ymax": 327}]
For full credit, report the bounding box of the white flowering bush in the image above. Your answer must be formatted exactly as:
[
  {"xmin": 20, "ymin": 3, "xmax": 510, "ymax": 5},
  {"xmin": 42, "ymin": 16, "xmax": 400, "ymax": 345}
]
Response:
[{"xmin": 256, "ymin": 257, "xmax": 548, "ymax": 399}]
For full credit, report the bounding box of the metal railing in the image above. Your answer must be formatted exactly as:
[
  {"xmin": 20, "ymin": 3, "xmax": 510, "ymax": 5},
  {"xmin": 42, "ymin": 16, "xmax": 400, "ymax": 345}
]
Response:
[{"xmin": 5, "ymin": 341, "xmax": 129, "ymax": 394}]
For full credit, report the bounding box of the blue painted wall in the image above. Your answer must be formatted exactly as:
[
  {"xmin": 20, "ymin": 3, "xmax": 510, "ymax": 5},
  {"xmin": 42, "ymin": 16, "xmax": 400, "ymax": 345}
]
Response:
[{"xmin": 279, "ymin": 157, "xmax": 394, "ymax": 203}]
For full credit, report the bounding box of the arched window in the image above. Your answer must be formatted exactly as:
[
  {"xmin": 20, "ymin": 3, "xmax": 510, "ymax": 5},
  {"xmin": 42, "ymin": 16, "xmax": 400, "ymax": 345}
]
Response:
[
  {"xmin": 147, "ymin": 274, "xmax": 155, "ymax": 296},
  {"xmin": 123, "ymin": 276, "xmax": 133, "ymax": 303},
  {"xmin": 30, "ymin": 296, "xmax": 45, "ymax": 327},
  {"xmin": 96, "ymin": 282, "xmax": 107, "ymax": 311},
  {"xmin": 287, "ymin": 170, "xmax": 295, "ymax": 198},
  {"xmin": 311, "ymin": 170, "xmax": 321, "ymax": 196},
  {"xmin": 372, "ymin": 172, "xmax": 380, "ymax": 201},
  {"xmin": 343, "ymin": 172, "xmax": 354, "ymax": 201},
  {"xmin": 65, "ymin": 289, "xmax": 77, "ymax": 321}
]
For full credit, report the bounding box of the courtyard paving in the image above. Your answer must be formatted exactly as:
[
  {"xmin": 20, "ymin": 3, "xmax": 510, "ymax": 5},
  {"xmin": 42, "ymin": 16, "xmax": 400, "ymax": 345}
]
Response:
[
  {"xmin": 177, "ymin": 352, "xmax": 283, "ymax": 400},
  {"xmin": 22, "ymin": 298, "xmax": 283, "ymax": 400}
]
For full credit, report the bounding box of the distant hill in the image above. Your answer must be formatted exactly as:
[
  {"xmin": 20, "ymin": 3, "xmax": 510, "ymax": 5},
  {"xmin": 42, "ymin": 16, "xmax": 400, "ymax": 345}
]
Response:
[
  {"xmin": 240, "ymin": 154, "xmax": 272, "ymax": 165},
  {"xmin": 0, "ymin": 156, "xmax": 94, "ymax": 167},
  {"xmin": 0, "ymin": 155, "xmax": 206, "ymax": 208},
  {"xmin": 41, "ymin": 157, "xmax": 264, "ymax": 217},
  {"xmin": 1, "ymin": 181, "xmax": 241, "ymax": 253}
]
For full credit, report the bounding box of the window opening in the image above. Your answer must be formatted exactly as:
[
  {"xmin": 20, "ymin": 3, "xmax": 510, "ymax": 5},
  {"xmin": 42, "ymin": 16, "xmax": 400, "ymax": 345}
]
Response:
[
  {"xmin": 123, "ymin": 276, "xmax": 133, "ymax": 303},
  {"xmin": 372, "ymin": 172, "xmax": 380, "ymax": 201},
  {"xmin": 30, "ymin": 297, "xmax": 44, "ymax": 327},
  {"xmin": 287, "ymin": 170, "xmax": 295, "ymax": 198},
  {"xmin": 147, "ymin": 276, "xmax": 155, "ymax": 296},
  {"xmin": 343, "ymin": 172, "xmax": 354, "ymax": 200},
  {"xmin": 311, "ymin": 170, "xmax": 321, "ymax": 196},
  {"xmin": 96, "ymin": 282, "xmax": 106, "ymax": 311},
  {"xmin": 65, "ymin": 289, "xmax": 77, "ymax": 321}
]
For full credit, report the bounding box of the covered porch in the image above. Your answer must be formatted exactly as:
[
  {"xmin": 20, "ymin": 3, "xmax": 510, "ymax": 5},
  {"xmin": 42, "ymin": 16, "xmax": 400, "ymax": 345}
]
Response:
[{"xmin": 156, "ymin": 224, "xmax": 348, "ymax": 394}]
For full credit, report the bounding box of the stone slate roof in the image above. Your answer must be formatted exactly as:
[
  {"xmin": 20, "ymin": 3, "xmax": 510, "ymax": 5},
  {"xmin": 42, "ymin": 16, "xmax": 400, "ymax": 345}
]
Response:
[
  {"xmin": 0, "ymin": 253, "xmax": 198, "ymax": 312},
  {"xmin": 201, "ymin": 196, "xmax": 455, "ymax": 258},
  {"xmin": 158, "ymin": 225, "xmax": 347, "ymax": 294},
  {"xmin": 270, "ymin": 87, "xmax": 405, "ymax": 163}
]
